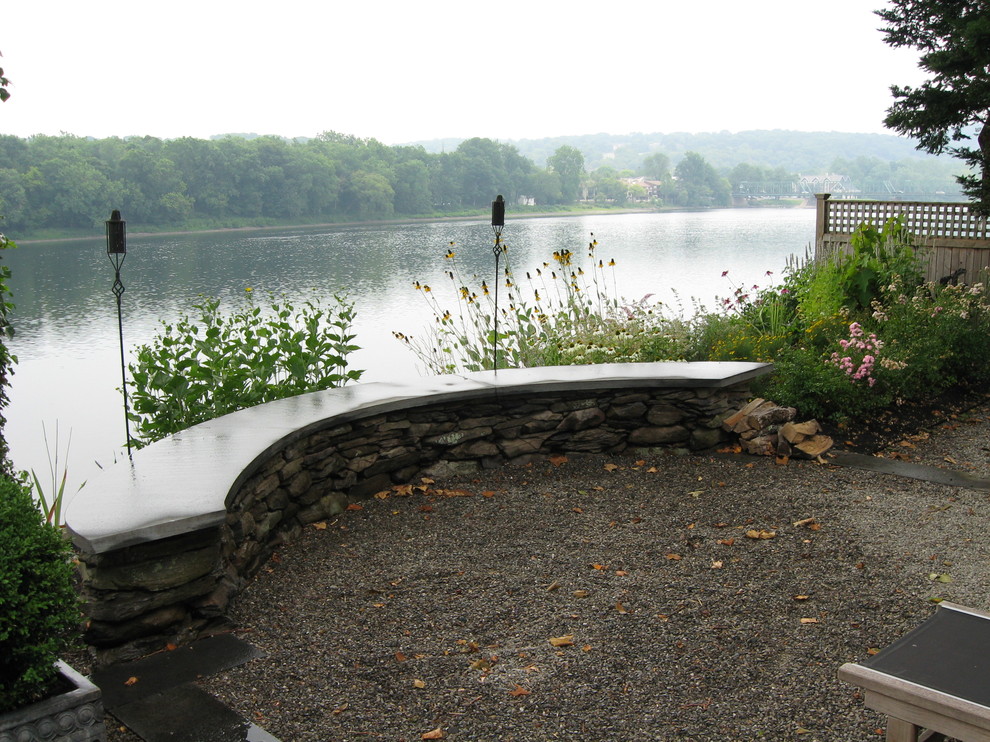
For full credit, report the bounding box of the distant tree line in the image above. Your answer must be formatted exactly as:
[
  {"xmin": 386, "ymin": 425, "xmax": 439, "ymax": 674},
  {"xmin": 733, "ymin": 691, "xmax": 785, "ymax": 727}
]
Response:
[
  {"xmin": 0, "ymin": 132, "xmax": 749, "ymax": 233},
  {"xmin": 0, "ymin": 129, "xmax": 963, "ymax": 235},
  {"xmin": 0, "ymin": 132, "xmax": 539, "ymax": 231}
]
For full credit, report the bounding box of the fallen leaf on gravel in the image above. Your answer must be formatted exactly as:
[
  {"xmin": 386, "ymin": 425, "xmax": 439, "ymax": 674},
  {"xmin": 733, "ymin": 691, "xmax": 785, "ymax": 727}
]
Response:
[
  {"xmin": 572, "ymin": 507, "xmax": 584, "ymax": 513},
  {"xmin": 509, "ymin": 685, "xmax": 531, "ymax": 697},
  {"xmin": 413, "ymin": 679, "xmax": 426, "ymax": 688},
  {"xmin": 615, "ymin": 570, "xmax": 628, "ymax": 576},
  {"xmin": 332, "ymin": 703, "xmax": 348, "ymax": 715},
  {"xmin": 582, "ymin": 645, "xmax": 592, "ymax": 652},
  {"xmin": 573, "ymin": 590, "xmax": 589, "ymax": 598},
  {"xmin": 592, "ymin": 563, "xmax": 608, "ymax": 570},
  {"xmin": 867, "ymin": 648, "xmax": 880, "ymax": 656},
  {"xmin": 711, "ymin": 560, "xmax": 724, "ymax": 569},
  {"xmin": 345, "ymin": 503, "xmax": 363, "ymax": 511},
  {"xmin": 944, "ymin": 455, "xmax": 958, "ymax": 464},
  {"xmin": 395, "ymin": 652, "xmax": 407, "ymax": 662},
  {"xmin": 546, "ymin": 581, "xmax": 561, "ymax": 591},
  {"xmin": 436, "ymin": 488, "xmax": 472, "ymax": 497},
  {"xmin": 792, "ymin": 517, "xmax": 816, "ymax": 528},
  {"xmin": 928, "ymin": 572, "xmax": 953, "ymax": 583},
  {"xmin": 717, "ymin": 538, "xmax": 735, "ymax": 546},
  {"xmin": 647, "ymin": 466, "xmax": 659, "ymax": 473},
  {"xmin": 665, "ymin": 553, "xmax": 682, "ymax": 560},
  {"xmin": 422, "ymin": 729, "xmax": 444, "ymax": 740},
  {"xmin": 124, "ymin": 676, "xmax": 139, "ymax": 686},
  {"xmin": 373, "ymin": 491, "xmax": 389, "ymax": 499},
  {"xmin": 482, "ymin": 490, "xmax": 495, "ymax": 498},
  {"xmin": 746, "ymin": 529, "xmax": 777, "ymax": 539},
  {"xmin": 469, "ymin": 658, "xmax": 491, "ymax": 671},
  {"xmin": 603, "ymin": 462, "xmax": 620, "ymax": 472},
  {"xmin": 616, "ymin": 602, "xmax": 629, "ymax": 614},
  {"xmin": 800, "ymin": 617, "xmax": 819, "ymax": 624},
  {"xmin": 549, "ymin": 455, "xmax": 568, "ymax": 467},
  {"xmin": 312, "ymin": 521, "xmax": 327, "ymax": 530},
  {"xmin": 793, "ymin": 594, "xmax": 810, "ymax": 601},
  {"xmin": 549, "ymin": 634, "xmax": 575, "ymax": 647}
]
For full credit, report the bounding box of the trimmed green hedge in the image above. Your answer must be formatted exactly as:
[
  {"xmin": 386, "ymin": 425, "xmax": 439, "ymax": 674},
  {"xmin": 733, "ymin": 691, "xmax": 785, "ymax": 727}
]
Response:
[{"xmin": 0, "ymin": 475, "xmax": 80, "ymax": 712}]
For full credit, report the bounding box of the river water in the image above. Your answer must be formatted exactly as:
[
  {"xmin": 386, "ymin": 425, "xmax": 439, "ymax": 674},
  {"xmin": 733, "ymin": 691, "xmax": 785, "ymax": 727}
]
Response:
[{"xmin": 4, "ymin": 208, "xmax": 815, "ymax": 492}]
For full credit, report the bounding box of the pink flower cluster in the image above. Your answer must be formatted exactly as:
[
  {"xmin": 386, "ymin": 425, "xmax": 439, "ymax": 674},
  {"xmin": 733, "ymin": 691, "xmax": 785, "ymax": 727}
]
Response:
[{"xmin": 829, "ymin": 322, "xmax": 882, "ymax": 387}]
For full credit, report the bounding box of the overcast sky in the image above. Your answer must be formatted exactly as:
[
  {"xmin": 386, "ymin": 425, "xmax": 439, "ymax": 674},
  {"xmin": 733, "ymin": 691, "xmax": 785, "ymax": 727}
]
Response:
[{"xmin": 2, "ymin": 0, "xmax": 926, "ymax": 146}]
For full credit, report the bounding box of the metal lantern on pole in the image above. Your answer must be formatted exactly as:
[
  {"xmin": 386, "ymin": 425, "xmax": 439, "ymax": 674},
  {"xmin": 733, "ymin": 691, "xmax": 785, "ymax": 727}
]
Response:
[
  {"xmin": 106, "ymin": 210, "xmax": 133, "ymax": 455},
  {"xmin": 491, "ymin": 195, "xmax": 505, "ymax": 371}
]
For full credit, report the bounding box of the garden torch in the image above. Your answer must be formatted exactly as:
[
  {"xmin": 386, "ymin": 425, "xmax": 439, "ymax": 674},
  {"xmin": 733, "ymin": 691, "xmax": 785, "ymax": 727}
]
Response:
[
  {"xmin": 106, "ymin": 210, "xmax": 133, "ymax": 456},
  {"xmin": 491, "ymin": 195, "xmax": 505, "ymax": 371}
]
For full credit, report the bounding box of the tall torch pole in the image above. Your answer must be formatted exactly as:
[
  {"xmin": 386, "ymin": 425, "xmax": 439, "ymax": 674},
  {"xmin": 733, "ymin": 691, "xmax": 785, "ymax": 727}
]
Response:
[
  {"xmin": 491, "ymin": 195, "xmax": 505, "ymax": 372},
  {"xmin": 106, "ymin": 210, "xmax": 133, "ymax": 456}
]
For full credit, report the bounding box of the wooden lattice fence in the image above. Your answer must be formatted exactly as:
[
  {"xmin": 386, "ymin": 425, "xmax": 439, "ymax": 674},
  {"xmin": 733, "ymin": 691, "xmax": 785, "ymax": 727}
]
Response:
[{"xmin": 814, "ymin": 194, "xmax": 990, "ymax": 284}]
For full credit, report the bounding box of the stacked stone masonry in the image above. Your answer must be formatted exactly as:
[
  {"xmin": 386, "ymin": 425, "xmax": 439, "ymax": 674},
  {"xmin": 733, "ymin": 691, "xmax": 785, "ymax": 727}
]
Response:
[{"xmin": 72, "ymin": 368, "xmax": 765, "ymax": 665}]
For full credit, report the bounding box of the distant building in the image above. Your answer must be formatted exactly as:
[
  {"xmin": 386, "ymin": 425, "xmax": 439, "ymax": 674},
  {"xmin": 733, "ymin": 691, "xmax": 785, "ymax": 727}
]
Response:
[{"xmin": 620, "ymin": 176, "xmax": 664, "ymax": 201}]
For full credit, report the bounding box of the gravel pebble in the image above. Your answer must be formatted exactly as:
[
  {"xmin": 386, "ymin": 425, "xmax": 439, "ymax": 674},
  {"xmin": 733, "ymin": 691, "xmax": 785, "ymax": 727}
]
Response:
[{"xmin": 183, "ymin": 403, "xmax": 990, "ymax": 741}]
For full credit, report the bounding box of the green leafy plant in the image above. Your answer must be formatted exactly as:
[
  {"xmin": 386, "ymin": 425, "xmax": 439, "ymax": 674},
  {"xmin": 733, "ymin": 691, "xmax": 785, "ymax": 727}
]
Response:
[
  {"xmin": 129, "ymin": 291, "xmax": 363, "ymax": 445},
  {"xmin": 0, "ymin": 474, "xmax": 80, "ymax": 712},
  {"xmin": 867, "ymin": 275, "xmax": 990, "ymax": 398},
  {"xmin": 836, "ymin": 217, "xmax": 926, "ymax": 310},
  {"xmin": 28, "ymin": 422, "xmax": 82, "ymax": 527},
  {"xmin": 0, "ymin": 233, "xmax": 17, "ymax": 476}
]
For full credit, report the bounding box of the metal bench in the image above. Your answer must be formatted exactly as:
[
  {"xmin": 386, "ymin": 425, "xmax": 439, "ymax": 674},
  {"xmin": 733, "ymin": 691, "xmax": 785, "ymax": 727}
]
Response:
[{"xmin": 839, "ymin": 602, "xmax": 990, "ymax": 742}]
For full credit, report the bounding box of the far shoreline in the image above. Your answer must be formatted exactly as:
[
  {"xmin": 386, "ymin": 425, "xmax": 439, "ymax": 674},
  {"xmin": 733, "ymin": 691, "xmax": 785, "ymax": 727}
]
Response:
[{"xmin": 13, "ymin": 201, "xmax": 811, "ymax": 245}]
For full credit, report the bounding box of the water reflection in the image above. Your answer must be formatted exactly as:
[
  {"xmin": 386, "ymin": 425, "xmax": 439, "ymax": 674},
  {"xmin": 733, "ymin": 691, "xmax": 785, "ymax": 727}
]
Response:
[{"xmin": 4, "ymin": 209, "xmax": 814, "ymax": 491}]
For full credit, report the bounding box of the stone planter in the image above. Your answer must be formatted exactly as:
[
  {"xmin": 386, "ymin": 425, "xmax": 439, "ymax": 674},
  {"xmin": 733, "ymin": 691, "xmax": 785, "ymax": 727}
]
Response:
[{"xmin": 0, "ymin": 661, "xmax": 106, "ymax": 742}]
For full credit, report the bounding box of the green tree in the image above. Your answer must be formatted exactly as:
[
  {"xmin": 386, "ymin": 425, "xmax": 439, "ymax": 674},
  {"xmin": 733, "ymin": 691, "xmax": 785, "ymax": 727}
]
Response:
[
  {"xmin": 0, "ymin": 50, "xmax": 10, "ymax": 103},
  {"xmin": 343, "ymin": 170, "xmax": 394, "ymax": 220},
  {"xmin": 524, "ymin": 170, "xmax": 563, "ymax": 205},
  {"xmin": 641, "ymin": 152, "xmax": 671, "ymax": 181},
  {"xmin": 673, "ymin": 151, "xmax": 731, "ymax": 207},
  {"xmin": 392, "ymin": 159, "xmax": 433, "ymax": 214},
  {"xmin": 547, "ymin": 145, "xmax": 585, "ymax": 202},
  {"xmin": 877, "ymin": 0, "xmax": 990, "ymax": 215},
  {"xmin": 589, "ymin": 165, "xmax": 627, "ymax": 205}
]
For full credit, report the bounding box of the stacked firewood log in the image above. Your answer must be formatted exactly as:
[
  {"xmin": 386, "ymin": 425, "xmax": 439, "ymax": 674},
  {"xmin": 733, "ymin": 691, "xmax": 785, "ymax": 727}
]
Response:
[{"xmin": 721, "ymin": 398, "xmax": 833, "ymax": 461}]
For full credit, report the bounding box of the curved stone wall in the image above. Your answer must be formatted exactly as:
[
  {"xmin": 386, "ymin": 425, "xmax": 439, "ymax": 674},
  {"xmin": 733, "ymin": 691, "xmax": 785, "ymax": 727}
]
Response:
[{"xmin": 67, "ymin": 363, "xmax": 770, "ymax": 664}]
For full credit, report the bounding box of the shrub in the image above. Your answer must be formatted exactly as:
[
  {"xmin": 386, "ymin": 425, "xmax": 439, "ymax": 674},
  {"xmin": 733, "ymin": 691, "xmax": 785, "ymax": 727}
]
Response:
[
  {"xmin": 0, "ymin": 233, "xmax": 16, "ymax": 476},
  {"xmin": 868, "ymin": 276, "xmax": 990, "ymax": 398},
  {"xmin": 755, "ymin": 339, "xmax": 894, "ymax": 423},
  {"xmin": 129, "ymin": 291, "xmax": 363, "ymax": 444},
  {"xmin": 0, "ymin": 475, "xmax": 80, "ymax": 712}
]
